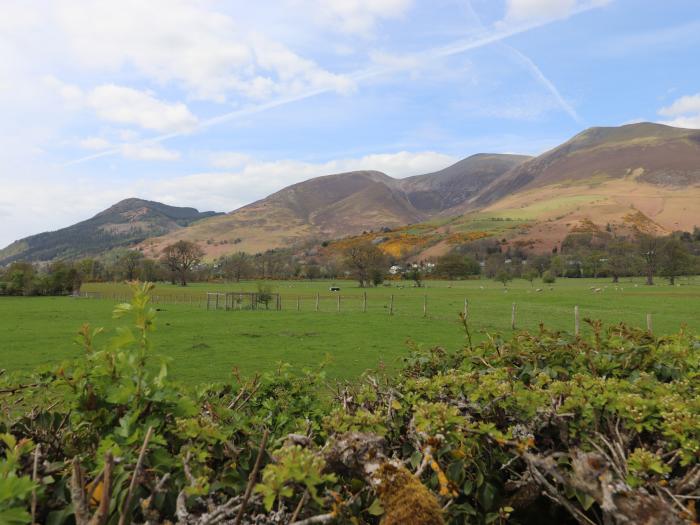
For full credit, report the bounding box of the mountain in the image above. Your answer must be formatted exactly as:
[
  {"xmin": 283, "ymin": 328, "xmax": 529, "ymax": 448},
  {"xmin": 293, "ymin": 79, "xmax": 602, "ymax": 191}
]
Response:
[
  {"xmin": 469, "ymin": 123, "xmax": 700, "ymax": 209},
  {"xmin": 139, "ymin": 154, "xmax": 529, "ymax": 258},
  {"xmin": 7, "ymin": 123, "xmax": 700, "ymax": 263},
  {"xmin": 400, "ymin": 153, "xmax": 531, "ymax": 212},
  {"xmin": 340, "ymin": 122, "xmax": 700, "ymax": 257},
  {"xmin": 0, "ymin": 198, "xmax": 220, "ymax": 265}
]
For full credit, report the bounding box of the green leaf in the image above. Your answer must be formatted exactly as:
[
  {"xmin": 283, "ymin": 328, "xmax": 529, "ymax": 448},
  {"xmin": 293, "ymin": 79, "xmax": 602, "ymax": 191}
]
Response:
[
  {"xmin": 575, "ymin": 490, "xmax": 596, "ymax": 511},
  {"xmin": 478, "ymin": 482, "xmax": 497, "ymax": 511},
  {"xmin": 0, "ymin": 507, "xmax": 32, "ymax": 525},
  {"xmin": 367, "ymin": 498, "xmax": 384, "ymax": 516}
]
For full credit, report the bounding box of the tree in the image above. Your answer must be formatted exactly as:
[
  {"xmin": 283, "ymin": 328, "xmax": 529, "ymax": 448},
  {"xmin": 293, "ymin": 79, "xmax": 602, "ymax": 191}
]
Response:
[
  {"xmin": 639, "ymin": 235, "xmax": 659, "ymax": 285},
  {"xmin": 117, "ymin": 250, "xmax": 144, "ymax": 281},
  {"xmin": 435, "ymin": 253, "xmax": 480, "ymax": 280},
  {"xmin": 582, "ymin": 250, "xmax": 605, "ymax": 278},
  {"xmin": 77, "ymin": 258, "xmax": 103, "ymax": 282},
  {"xmin": 161, "ymin": 241, "xmax": 204, "ymax": 286},
  {"xmin": 604, "ymin": 239, "xmax": 637, "ymax": 283},
  {"xmin": 549, "ymin": 255, "xmax": 565, "ymax": 277},
  {"xmin": 659, "ymin": 238, "xmax": 691, "ymax": 285},
  {"xmin": 43, "ymin": 261, "xmax": 81, "ymax": 295},
  {"xmin": 2, "ymin": 262, "xmax": 36, "ymax": 295},
  {"xmin": 304, "ymin": 264, "xmax": 321, "ymax": 281},
  {"xmin": 530, "ymin": 255, "xmax": 551, "ymax": 278},
  {"xmin": 139, "ymin": 258, "xmax": 162, "ymax": 282},
  {"xmin": 255, "ymin": 282, "xmax": 276, "ymax": 309},
  {"xmin": 494, "ymin": 269, "xmax": 512, "ymax": 288},
  {"xmin": 220, "ymin": 252, "xmax": 252, "ymax": 282},
  {"xmin": 523, "ymin": 268, "xmax": 538, "ymax": 286},
  {"xmin": 343, "ymin": 243, "xmax": 386, "ymax": 287},
  {"xmin": 406, "ymin": 267, "xmax": 422, "ymax": 288}
]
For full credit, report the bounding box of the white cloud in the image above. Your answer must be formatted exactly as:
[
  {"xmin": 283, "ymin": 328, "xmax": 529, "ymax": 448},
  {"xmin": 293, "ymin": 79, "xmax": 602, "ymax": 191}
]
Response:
[
  {"xmin": 501, "ymin": 0, "xmax": 610, "ymax": 25},
  {"xmin": 44, "ymin": 78, "xmax": 199, "ymax": 134},
  {"xmin": 658, "ymin": 93, "xmax": 700, "ymax": 129},
  {"xmin": 120, "ymin": 143, "xmax": 181, "ymax": 161},
  {"xmin": 51, "ymin": 0, "xmax": 352, "ymax": 102},
  {"xmin": 87, "ymin": 85, "xmax": 198, "ymax": 133},
  {"xmin": 79, "ymin": 137, "xmax": 111, "ymax": 150},
  {"xmin": 304, "ymin": 0, "xmax": 413, "ymax": 35},
  {"xmin": 209, "ymin": 152, "xmax": 254, "ymax": 169},
  {"xmin": 658, "ymin": 116, "xmax": 700, "ymax": 129},
  {"xmin": 147, "ymin": 150, "xmax": 457, "ymax": 212},
  {"xmin": 336, "ymin": 151, "xmax": 457, "ymax": 177},
  {"xmin": 43, "ymin": 75, "xmax": 83, "ymax": 106},
  {"xmin": 659, "ymin": 93, "xmax": 700, "ymax": 117}
]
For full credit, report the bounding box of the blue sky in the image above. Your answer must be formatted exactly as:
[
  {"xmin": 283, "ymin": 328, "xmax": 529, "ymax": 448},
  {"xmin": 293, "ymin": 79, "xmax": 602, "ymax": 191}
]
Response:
[{"xmin": 1, "ymin": 0, "xmax": 699, "ymax": 247}]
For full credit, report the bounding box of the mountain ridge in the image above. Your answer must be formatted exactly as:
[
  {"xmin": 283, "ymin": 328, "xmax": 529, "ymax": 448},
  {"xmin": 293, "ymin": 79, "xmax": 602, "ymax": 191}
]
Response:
[
  {"xmin": 4, "ymin": 122, "xmax": 700, "ymax": 264},
  {"xmin": 0, "ymin": 198, "xmax": 220, "ymax": 265},
  {"xmin": 138, "ymin": 153, "xmax": 528, "ymax": 258}
]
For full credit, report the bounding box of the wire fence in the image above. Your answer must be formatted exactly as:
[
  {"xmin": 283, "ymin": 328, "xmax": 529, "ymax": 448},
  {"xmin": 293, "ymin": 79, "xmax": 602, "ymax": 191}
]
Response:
[{"xmin": 77, "ymin": 289, "xmax": 672, "ymax": 335}]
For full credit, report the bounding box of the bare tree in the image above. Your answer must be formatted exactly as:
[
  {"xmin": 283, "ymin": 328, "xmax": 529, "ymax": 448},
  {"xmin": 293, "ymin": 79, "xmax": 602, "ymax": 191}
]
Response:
[
  {"xmin": 118, "ymin": 250, "xmax": 144, "ymax": 281},
  {"xmin": 219, "ymin": 252, "xmax": 252, "ymax": 282},
  {"xmin": 638, "ymin": 235, "xmax": 659, "ymax": 285},
  {"xmin": 161, "ymin": 241, "xmax": 204, "ymax": 286},
  {"xmin": 343, "ymin": 243, "xmax": 386, "ymax": 287}
]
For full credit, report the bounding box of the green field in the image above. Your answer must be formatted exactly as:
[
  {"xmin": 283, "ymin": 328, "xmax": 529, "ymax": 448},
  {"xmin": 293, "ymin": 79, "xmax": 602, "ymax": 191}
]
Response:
[{"xmin": 2, "ymin": 277, "xmax": 699, "ymax": 384}]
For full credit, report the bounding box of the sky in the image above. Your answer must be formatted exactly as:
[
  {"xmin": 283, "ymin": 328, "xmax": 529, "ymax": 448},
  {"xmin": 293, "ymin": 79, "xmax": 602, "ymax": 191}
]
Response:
[{"xmin": 1, "ymin": 0, "xmax": 700, "ymax": 247}]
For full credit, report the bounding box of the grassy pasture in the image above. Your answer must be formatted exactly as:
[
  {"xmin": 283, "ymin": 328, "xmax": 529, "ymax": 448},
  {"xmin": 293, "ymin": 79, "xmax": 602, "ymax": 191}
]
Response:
[{"xmin": 2, "ymin": 277, "xmax": 699, "ymax": 384}]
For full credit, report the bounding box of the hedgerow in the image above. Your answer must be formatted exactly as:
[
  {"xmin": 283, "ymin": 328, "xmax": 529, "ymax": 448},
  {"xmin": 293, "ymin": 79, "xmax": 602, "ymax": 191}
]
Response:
[{"xmin": 0, "ymin": 282, "xmax": 698, "ymax": 524}]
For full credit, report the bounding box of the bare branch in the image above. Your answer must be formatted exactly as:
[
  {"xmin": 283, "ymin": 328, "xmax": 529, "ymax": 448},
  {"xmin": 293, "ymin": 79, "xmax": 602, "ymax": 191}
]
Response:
[
  {"xmin": 234, "ymin": 428, "xmax": 270, "ymax": 525},
  {"xmin": 118, "ymin": 426, "xmax": 153, "ymax": 525},
  {"xmin": 89, "ymin": 453, "xmax": 114, "ymax": 525}
]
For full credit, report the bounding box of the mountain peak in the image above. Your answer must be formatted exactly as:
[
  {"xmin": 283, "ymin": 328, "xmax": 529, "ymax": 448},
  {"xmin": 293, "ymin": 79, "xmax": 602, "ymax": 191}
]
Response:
[{"xmin": 0, "ymin": 200, "xmax": 220, "ymax": 265}]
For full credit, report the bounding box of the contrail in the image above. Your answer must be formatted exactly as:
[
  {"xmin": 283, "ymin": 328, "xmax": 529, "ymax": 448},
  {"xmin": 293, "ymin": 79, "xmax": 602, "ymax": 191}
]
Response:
[
  {"xmin": 465, "ymin": 0, "xmax": 584, "ymax": 125},
  {"xmin": 64, "ymin": 2, "xmax": 603, "ymax": 167},
  {"xmin": 503, "ymin": 44, "xmax": 583, "ymax": 124}
]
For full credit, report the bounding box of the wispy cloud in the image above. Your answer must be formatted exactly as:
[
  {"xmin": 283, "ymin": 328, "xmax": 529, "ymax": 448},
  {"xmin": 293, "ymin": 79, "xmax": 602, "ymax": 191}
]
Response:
[
  {"xmin": 595, "ymin": 19, "xmax": 700, "ymax": 57},
  {"xmin": 64, "ymin": 1, "xmax": 605, "ymax": 167}
]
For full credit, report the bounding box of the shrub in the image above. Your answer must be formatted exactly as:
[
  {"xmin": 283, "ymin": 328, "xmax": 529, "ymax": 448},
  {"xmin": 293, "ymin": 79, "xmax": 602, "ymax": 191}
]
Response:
[
  {"xmin": 542, "ymin": 270, "xmax": 556, "ymax": 283},
  {"xmin": 1, "ymin": 284, "xmax": 697, "ymax": 524}
]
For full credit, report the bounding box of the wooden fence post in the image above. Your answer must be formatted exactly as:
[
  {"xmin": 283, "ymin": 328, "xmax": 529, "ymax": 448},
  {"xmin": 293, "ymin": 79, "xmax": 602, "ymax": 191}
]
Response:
[
  {"xmin": 574, "ymin": 305, "xmax": 580, "ymax": 336},
  {"xmin": 423, "ymin": 295, "xmax": 427, "ymax": 318},
  {"xmin": 215, "ymin": 293, "xmax": 220, "ymax": 310},
  {"xmin": 315, "ymin": 293, "xmax": 319, "ymax": 312},
  {"xmin": 363, "ymin": 292, "xmax": 367, "ymax": 313},
  {"xmin": 389, "ymin": 294, "xmax": 394, "ymax": 316},
  {"xmin": 511, "ymin": 303, "xmax": 517, "ymax": 330},
  {"xmin": 646, "ymin": 313, "xmax": 653, "ymax": 334},
  {"xmin": 337, "ymin": 294, "xmax": 340, "ymax": 313}
]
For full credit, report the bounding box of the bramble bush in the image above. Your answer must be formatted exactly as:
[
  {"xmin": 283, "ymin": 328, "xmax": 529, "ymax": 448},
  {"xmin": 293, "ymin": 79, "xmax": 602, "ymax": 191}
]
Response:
[{"xmin": 0, "ymin": 282, "xmax": 698, "ymax": 524}]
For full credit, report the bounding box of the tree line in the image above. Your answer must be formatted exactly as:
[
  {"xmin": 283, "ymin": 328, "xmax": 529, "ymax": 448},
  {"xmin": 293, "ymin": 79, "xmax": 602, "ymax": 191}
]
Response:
[{"xmin": 2, "ymin": 228, "xmax": 700, "ymax": 295}]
